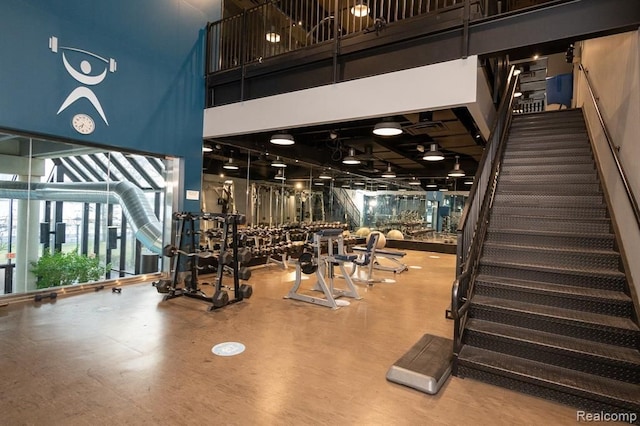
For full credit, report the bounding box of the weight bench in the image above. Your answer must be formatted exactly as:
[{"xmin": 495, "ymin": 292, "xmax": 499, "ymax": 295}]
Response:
[{"xmin": 351, "ymin": 236, "xmax": 408, "ymax": 282}]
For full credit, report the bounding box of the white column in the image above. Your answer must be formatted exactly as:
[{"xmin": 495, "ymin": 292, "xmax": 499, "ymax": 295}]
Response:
[{"xmin": 14, "ymin": 175, "xmax": 41, "ymax": 292}]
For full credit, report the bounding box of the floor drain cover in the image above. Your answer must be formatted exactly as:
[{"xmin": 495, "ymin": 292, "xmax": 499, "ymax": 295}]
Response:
[{"xmin": 212, "ymin": 342, "xmax": 246, "ymax": 356}]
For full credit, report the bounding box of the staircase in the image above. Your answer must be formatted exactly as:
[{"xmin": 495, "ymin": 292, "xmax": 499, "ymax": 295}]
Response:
[{"xmin": 456, "ymin": 109, "xmax": 640, "ymax": 414}]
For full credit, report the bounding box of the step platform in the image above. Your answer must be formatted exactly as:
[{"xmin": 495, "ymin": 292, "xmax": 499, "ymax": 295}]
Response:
[{"xmin": 386, "ymin": 334, "xmax": 453, "ymax": 394}]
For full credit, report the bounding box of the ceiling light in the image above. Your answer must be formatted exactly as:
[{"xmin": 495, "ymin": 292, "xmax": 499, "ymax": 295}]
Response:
[
  {"xmin": 448, "ymin": 155, "xmax": 465, "ymax": 177},
  {"xmin": 350, "ymin": 2, "xmax": 370, "ymax": 17},
  {"xmin": 378, "ymin": 184, "xmax": 387, "ymax": 189},
  {"xmin": 439, "ymin": 187, "xmax": 449, "ymax": 192},
  {"xmin": 408, "ymin": 177, "xmax": 421, "ymax": 186},
  {"xmin": 266, "ymin": 32, "xmax": 280, "ymax": 43},
  {"xmin": 381, "ymin": 164, "xmax": 396, "ymax": 178},
  {"xmin": 342, "ymin": 148, "xmax": 361, "ymax": 165},
  {"xmin": 513, "ymin": 68, "xmax": 522, "ymax": 76},
  {"xmin": 341, "ymin": 183, "xmax": 351, "ymax": 188},
  {"xmin": 223, "ymin": 157, "xmax": 238, "ymax": 170},
  {"xmin": 274, "ymin": 169, "xmax": 286, "ymax": 180},
  {"xmin": 514, "ymin": 91, "xmax": 523, "ymax": 98},
  {"xmin": 202, "ymin": 145, "xmax": 213, "ymax": 153},
  {"xmin": 270, "ymin": 133, "xmax": 295, "ymax": 145},
  {"xmin": 319, "ymin": 171, "xmax": 332, "ymax": 179},
  {"xmin": 464, "ymin": 180, "xmax": 474, "ymax": 185},
  {"xmin": 373, "ymin": 121, "xmax": 402, "ymax": 136},
  {"xmin": 354, "ymin": 181, "xmax": 365, "ymax": 186},
  {"xmin": 224, "ymin": 180, "xmax": 234, "ymax": 184},
  {"xmin": 426, "ymin": 180, "xmax": 438, "ymax": 188},
  {"xmin": 314, "ymin": 181, "xmax": 325, "ymax": 186},
  {"xmin": 271, "ymin": 156, "xmax": 286, "ymax": 168},
  {"xmin": 423, "ymin": 143, "xmax": 445, "ymax": 161}
]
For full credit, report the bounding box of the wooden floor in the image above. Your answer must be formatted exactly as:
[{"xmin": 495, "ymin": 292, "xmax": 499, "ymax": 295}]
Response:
[{"xmin": 0, "ymin": 251, "xmax": 581, "ymax": 425}]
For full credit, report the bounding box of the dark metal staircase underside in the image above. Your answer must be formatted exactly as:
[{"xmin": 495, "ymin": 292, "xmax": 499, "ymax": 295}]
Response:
[{"xmin": 455, "ymin": 109, "xmax": 640, "ymax": 415}]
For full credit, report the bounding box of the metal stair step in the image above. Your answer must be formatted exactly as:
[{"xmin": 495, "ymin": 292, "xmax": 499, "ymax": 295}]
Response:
[
  {"xmin": 457, "ymin": 346, "xmax": 640, "ymax": 412},
  {"xmin": 502, "ymin": 154, "xmax": 593, "ymax": 166},
  {"xmin": 464, "ymin": 318, "xmax": 640, "ymax": 383},
  {"xmin": 492, "ymin": 193, "xmax": 603, "ymax": 207},
  {"xmin": 485, "ymin": 229, "xmax": 615, "ymax": 251},
  {"xmin": 498, "ymin": 163, "xmax": 594, "ymax": 174},
  {"xmin": 498, "ymin": 173, "xmax": 599, "ymax": 185},
  {"xmin": 488, "ymin": 215, "xmax": 611, "ymax": 234},
  {"xmin": 496, "ymin": 182, "xmax": 601, "ymax": 194},
  {"xmin": 490, "ymin": 205, "xmax": 607, "ymax": 219},
  {"xmin": 503, "ymin": 147, "xmax": 592, "ymax": 158},
  {"xmin": 469, "ymin": 295, "xmax": 639, "ymax": 348},
  {"xmin": 509, "ymin": 128, "xmax": 589, "ymax": 139},
  {"xmin": 481, "ymin": 242, "xmax": 620, "ymax": 271},
  {"xmin": 511, "ymin": 111, "xmax": 583, "ymax": 125},
  {"xmin": 474, "ymin": 274, "xmax": 633, "ymax": 317},
  {"xmin": 477, "ymin": 260, "xmax": 627, "ymax": 292}
]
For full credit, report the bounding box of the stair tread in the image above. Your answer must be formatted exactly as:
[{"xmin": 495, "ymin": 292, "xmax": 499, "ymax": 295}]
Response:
[
  {"xmin": 480, "ymin": 258, "xmax": 625, "ymax": 277},
  {"xmin": 487, "ymin": 228, "xmax": 614, "ymax": 239},
  {"xmin": 475, "ymin": 274, "xmax": 631, "ymax": 302},
  {"xmin": 490, "ymin": 214, "xmax": 608, "ymax": 222},
  {"xmin": 471, "ymin": 295, "xmax": 639, "ymax": 331},
  {"xmin": 466, "ymin": 318, "xmax": 640, "ymax": 364},
  {"xmin": 482, "ymin": 242, "xmax": 619, "ymax": 257},
  {"xmin": 458, "ymin": 346, "xmax": 640, "ymax": 404}
]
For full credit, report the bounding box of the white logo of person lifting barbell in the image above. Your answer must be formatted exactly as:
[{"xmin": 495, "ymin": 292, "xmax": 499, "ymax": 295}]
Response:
[{"xmin": 49, "ymin": 36, "xmax": 117, "ymax": 134}]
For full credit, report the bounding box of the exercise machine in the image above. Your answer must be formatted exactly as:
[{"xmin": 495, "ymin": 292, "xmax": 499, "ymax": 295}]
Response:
[{"xmin": 284, "ymin": 228, "xmax": 361, "ymax": 309}]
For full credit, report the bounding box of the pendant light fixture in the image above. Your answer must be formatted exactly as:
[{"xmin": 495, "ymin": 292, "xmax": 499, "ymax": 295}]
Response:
[
  {"xmin": 350, "ymin": 1, "xmax": 370, "ymax": 17},
  {"xmin": 381, "ymin": 164, "xmax": 396, "ymax": 178},
  {"xmin": 270, "ymin": 133, "xmax": 295, "ymax": 146},
  {"xmin": 342, "ymin": 148, "xmax": 361, "ymax": 165},
  {"xmin": 274, "ymin": 169, "xmax": 286, "ymax": 180},
  {"xmin": 426, "ymin": 179, "xmax": 438, "ymax": 189},
  {"xmin": 271, "ymin": 156, "xmax": 286, "ymax": 168},
  {"xmin": 422, "ymin": 143, "xmax": 445, "ymax": 161},
  {"xmin": 318, "ymin": 170, "xmax": 332, "ymax": 179},
  {"xmin": 223, "ymin": 157, "xmax": 238, "ymax": 170},
  {"xmin": 373, "ymin": 120, "xmax": 402, "ymax": 136},
  {"xmin": 202, "ymin": 145, "xmax": 213, "ymax": 153},
  {"xmin": 448, "ymin": 155, "xmax": 465, "ymax": 177},
  {"xmin": 408, "ymin": 177, "xmax": 421, "ymax": 186},
  {"xmin": 266, "ymin": 26, "xmax": 281, "ymax": 43}
]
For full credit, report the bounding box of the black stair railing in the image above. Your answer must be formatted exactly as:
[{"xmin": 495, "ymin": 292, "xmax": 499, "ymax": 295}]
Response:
[
  {"xmin": 578, "ymin": 64, "xmax": 640, "ymax": 229},
  {"xmin": 451, "ymin": 66, "xmax": 519, "ymax": 372},
  {"xmin": 332, "ymin": 187, "xmax": 361, "ymax": 229}
]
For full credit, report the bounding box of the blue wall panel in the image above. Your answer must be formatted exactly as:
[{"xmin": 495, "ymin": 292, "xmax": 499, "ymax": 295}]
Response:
[{"xmin": 0, "ymin": 0, "xmax": 220, "ymax": 210}]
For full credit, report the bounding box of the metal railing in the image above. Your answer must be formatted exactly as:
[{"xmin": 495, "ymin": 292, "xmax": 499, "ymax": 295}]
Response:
[
  {"xmin": 578, "ymin": 64, "xmax": 640, "ymax": 229},
  {"xmin": 207, "ymin": 0, "xmax": 468, "ymax": 74},
  {"xmin": 450, "ymin": 66, "xmax": 519, "ymax": 371},
  {"xmin": 332, "ymin": 187, "xmax": 361, "ymax": 229}
]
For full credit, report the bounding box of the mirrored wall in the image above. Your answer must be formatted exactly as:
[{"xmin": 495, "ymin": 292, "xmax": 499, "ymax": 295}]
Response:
[{"xmin": 0, "ymin": 133, "xmax": 176, "ymax": 296}]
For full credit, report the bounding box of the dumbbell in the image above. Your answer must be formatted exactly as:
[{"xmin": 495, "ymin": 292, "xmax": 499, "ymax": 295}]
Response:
[
  {"xmin": 34, "ymin": 292, "xmax": 58, "ymax": 302},
  {"xmin": 239, "ymin": 283, "xmax": 253, "ymax": 299},
  {"xmin": 238, "ymin": 248, "xmax": 252, "ymax": 265},
  {"xmin": 162, "ymin": 244, "xmax": 177, "ymax": 258},
  {"xmin": 237, "ymin": 266, "xmax": 252, "ymax": 281},
  {"xmin": 220, "ymin": 250, "xmax": 234, "ymax": 265},
  {"xmin": 112, "ymin": 287, "xmax": 122, "ymax": 294},
  {"xmin": 212, "ymin": 289, "xmax": 229, "ymax": 308}
]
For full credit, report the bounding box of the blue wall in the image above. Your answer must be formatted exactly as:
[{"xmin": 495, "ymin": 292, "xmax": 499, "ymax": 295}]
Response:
[{"xmin": 0, "ymin": 0, "xmax": 220, "ymax": 211}]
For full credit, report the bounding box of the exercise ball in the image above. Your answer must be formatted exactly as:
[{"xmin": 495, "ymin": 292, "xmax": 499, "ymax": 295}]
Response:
[
  {"xmin": 387, "ymin": 229, "xmax": 404, "ymax": 240},
  {"xmin": 367, "ymin": 231, "xmax": 387, "ymax": 249},
  {"xmin": 355, "ymin": 227, "xmax": 371, "ymax": 237}
]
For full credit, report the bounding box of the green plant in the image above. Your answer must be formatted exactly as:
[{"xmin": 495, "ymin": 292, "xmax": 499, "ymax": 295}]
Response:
[{"xmin": 30, "ymin": 250, "xmax": 110, "ymax": 289}]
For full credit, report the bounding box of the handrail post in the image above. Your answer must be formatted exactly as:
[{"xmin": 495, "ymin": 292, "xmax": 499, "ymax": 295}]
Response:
[
  {"xmin": 462, "ymin": 0, "xmax": 470, "ymax": 58},
  {"xmin": 240, "ymin": 10, "xmax": 247, "ymax": 102}
]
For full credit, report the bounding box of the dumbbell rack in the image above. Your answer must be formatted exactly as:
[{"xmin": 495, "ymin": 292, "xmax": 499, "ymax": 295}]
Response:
[{"xmin": 155, "ymin": 212, "xmax": 252, "ymax": 310}]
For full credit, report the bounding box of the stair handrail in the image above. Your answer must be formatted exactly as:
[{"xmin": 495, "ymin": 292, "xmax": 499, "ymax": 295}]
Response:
[
  {"xmin": 578, "ymin": 64, "xmax": 640, "ymax": 229},
  {"xmin": 332, "ymin": 187, "xmax": 361, "ymax": 228},
  {"xmin": 451, "ymin": 66, "xmax": 519, "ymax": 364}
]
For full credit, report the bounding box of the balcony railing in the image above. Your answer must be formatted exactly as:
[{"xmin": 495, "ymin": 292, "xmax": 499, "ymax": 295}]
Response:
[{"xmin": 207, "ymin": 0, "xmax": 469, "ymax": 74}]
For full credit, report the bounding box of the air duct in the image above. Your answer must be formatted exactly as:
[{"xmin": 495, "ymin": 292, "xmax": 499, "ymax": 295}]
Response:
[{"xmin": 0, "ymin": 181, "xmax": 163, "ymax": 254}]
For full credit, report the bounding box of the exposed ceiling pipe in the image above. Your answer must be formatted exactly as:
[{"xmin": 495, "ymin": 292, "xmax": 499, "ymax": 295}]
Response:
[{"xmin": 0, "ymin": 181, "xmax": 163, "ymax": 254}]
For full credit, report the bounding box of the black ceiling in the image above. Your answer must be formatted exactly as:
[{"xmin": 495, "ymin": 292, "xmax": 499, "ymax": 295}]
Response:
[{"xmin": 204, "ymin": 105, "xmax": 484, "ymax": 189}]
